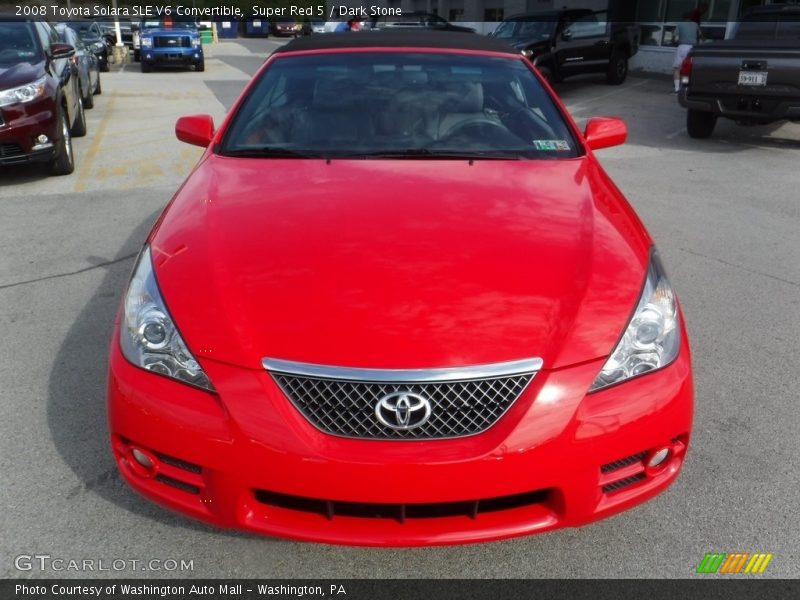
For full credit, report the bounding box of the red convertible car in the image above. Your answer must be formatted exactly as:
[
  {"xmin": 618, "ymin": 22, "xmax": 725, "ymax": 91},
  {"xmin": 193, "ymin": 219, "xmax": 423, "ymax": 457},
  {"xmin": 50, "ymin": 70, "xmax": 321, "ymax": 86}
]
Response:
[{"xmin": 108, "ymin": 32, "xmax": 693, "ymax": 545}]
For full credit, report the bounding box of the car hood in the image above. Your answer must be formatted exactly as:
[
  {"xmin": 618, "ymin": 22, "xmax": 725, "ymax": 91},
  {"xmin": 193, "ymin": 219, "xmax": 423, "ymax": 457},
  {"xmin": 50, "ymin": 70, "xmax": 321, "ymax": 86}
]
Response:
[
  {"xmin": 0, "ymin": 61, "xmax": 45, "ymax": 90},
  {"xmin": 149, "ymin": 157, "xmax": 650, "ymax": 372}
]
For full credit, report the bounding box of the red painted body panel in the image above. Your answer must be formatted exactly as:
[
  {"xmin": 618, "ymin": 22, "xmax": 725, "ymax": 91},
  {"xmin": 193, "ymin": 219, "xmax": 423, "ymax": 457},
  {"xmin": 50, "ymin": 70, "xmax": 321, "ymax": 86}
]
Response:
[
  {"xmin": 149, "ymin": 156, "xmax": 650, "ymax": 371},
  {"xmin": 108, "ymin": 44, "xmax": 693, "ymax": 545},
  {"xmin": 108, "ymin": 321, "xmax": 692, "ymax": 545}
]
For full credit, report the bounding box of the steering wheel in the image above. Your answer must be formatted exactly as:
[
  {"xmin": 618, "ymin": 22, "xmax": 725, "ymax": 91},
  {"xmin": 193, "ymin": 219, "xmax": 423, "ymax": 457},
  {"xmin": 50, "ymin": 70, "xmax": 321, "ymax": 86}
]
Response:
[{"xmin": 441, "ymin": 118, "xmax": 511, "ymax": 141}]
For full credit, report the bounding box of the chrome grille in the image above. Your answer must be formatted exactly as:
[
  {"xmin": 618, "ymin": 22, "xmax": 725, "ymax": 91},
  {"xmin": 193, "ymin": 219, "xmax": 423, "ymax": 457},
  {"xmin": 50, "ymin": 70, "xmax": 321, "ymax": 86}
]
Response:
[
  {"xmin": 265, "ymin": 358, "xmax": 540, "ymax": 440},
  {"xmin": 154, "ymin": 36, "xmax": 190, "ymax": 48}
]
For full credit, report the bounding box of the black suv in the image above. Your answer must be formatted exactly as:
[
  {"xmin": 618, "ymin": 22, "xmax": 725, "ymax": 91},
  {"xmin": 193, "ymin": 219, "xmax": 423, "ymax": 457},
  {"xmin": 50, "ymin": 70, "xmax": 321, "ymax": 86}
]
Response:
[{"xmin": 492, "ymin": 9, "xmax": 640, "ymax": 85}]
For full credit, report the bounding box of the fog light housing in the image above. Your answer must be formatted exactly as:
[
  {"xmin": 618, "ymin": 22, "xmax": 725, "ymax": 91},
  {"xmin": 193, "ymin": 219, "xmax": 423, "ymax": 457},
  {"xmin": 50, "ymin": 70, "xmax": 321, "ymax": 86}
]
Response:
[
  {"xmin": 647, "ymin": 447, "xmax": 670, "ymax": 469},
  {"xmin": 130, "ymin": 447, "xmax": 156, "ymax": 475},
  {"xmin": 36, "ymin": 134, "xmax": 49, "ymax": 144}
]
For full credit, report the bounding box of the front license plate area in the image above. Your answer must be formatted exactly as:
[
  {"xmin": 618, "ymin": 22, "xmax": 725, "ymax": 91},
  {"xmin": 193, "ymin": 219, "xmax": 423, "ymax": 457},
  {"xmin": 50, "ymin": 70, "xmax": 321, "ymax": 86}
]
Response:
[{"xmin": 738, "ymin": 70, "xmax": 767, "ymax": 86}]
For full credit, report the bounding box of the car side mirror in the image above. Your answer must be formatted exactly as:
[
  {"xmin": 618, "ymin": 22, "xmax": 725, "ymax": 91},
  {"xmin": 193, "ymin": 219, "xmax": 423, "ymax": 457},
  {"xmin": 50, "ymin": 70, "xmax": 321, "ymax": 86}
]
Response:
[
  {"xmin": 561, "ymin": 30, "xmax": 573, "ymax": 41},
  {"xmin": 584, "ymin": 117, "xmax": 627, "ymax": 150},
  {"xmin": 49, "ymin": 43, "xmax": 75, "ymax": 60},
  {"xmin": 176, "ymin": 114, "xmax": 215, "ymax": 147}
]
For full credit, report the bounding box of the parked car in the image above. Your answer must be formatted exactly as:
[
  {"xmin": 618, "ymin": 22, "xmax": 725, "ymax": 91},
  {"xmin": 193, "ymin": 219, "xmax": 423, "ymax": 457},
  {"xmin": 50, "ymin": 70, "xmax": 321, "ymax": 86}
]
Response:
[
  {"xmin": 56, "ymin": 23, "xmax": 101, "ymax": 109},
  {"xmin": 310, "ymin": 21, "xmax": 327, "ymax": 34},
  {"xmin": 139, "ymin": 19, "xmax": 204, "ymax": 73},
  {"xmin": 272, "ymin": 21, "xmax": 310, "ymax": 37},
  {"xmin": 678, "ymin": 3, "xmax": 800, "ymax": 138},
  {"xmin": 0, "ymin": 19, "xmax": 86, "ymax": 175},
  {"xmin": 492, "ymin": 9, "xmax": 640, "ymax": 85},
  {"xmin": 67, "ymin": 20, "xmax": 109, "ymax": 72},
  {"xmin": 108, "ymin": 31, "xmax": 693, "ymax": 546},
  {"xmin": 99, "ymin": 19, "xmax": 135, "ymax": 48},
  {"xmin": 367, "ymin": 12, "xmax": 475, "ymax": 33}
]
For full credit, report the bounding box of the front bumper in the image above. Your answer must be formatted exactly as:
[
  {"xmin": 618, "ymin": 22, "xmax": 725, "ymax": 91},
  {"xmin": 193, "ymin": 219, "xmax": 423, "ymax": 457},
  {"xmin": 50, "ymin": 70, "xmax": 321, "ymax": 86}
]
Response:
[
  {"xmin": 141, "ymin": 48, "xmax": 203, "ymax": 67},
  {"xmin": 108, "ymin": 322, "xmax": 693, "ymax": 546},
  {"xmin": 0, "ymin": 98, "xmax": 59, "ymax": 166},
  {"xmin": 679, "ymin": 89, "xmax": 800, "ymax": 123}
]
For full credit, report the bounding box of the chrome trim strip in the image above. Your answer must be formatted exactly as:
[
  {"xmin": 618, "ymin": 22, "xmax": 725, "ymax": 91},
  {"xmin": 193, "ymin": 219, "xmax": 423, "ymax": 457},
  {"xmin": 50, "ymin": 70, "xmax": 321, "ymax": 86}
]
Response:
[{"xmin": 262, "ymin": 357, "xmax": 544, "ymax": 382}]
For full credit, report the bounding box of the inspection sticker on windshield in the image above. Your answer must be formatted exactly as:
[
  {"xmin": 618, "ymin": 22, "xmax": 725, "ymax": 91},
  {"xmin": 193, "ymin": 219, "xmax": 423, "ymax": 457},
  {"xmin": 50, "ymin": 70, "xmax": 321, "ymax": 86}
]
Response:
[{"xmin": 533, "ymin": 140, "xmax": 571, "ymax": 151}]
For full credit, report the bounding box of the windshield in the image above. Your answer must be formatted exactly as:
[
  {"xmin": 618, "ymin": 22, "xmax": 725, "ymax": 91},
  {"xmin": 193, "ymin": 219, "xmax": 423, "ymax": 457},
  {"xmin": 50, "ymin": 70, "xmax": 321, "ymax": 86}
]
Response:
[
  {"xmin": 220, "ymin": 52, "xmax": 579, "ymax": 160},
  {"xmin": 494, "ymin": 19, "xmax": 556, "ymax": 40},
  {"xmin": 0, "ymin": 22, "xmax": 41, "ymax": 66}
]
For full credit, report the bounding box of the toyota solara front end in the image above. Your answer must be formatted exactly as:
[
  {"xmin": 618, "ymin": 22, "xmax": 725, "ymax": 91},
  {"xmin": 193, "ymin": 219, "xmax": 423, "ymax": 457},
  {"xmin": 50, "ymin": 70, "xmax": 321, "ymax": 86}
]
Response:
[{"xmin": 108, "ymin": 32, "xmax": 693, "ymax": 546}]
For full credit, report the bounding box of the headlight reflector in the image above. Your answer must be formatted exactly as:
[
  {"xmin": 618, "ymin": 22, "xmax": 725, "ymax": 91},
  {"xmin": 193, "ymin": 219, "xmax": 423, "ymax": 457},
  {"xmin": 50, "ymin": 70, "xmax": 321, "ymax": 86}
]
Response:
[
  {"xmin": 141, "ymin": 37, "xmax": 153, "ymax": 48},
  {"xmin": 0, "ymin": 77, "xmax": 46, "ymax": 107},
  {"xmin": 590, "ymin": 250, "xmax": 680, "ymax": 391},
  {"xmin": 120, "ymin": 246, "xmax": 214, "ymax": 391}
]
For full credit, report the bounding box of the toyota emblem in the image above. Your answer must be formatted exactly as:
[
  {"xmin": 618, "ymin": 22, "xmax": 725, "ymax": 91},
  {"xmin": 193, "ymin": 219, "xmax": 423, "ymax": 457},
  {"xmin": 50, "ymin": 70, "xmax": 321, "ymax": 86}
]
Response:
[{"xmin": 375, "ymin": 392, "xmax": 432, "ymax": 431}]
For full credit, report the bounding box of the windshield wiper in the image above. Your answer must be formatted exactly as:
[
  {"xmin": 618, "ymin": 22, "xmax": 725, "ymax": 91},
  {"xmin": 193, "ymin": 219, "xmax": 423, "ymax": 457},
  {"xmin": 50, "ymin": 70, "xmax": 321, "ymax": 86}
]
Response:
[
  {"xmin": 219, "ymin": 147, "xmax": 321, "ymax": 159},
  {"xmin": 337, "ymin": 149, "xmax": 526, "ymax": 160}
]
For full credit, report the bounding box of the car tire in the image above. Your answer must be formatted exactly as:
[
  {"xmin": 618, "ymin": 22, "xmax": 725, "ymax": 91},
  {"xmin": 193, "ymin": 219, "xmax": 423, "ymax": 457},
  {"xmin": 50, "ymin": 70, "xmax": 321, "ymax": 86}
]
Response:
[
  {"xmin": 100, "ymin": 54, "xmax": 110, "ymax": 73},
  {"xmin": 141, "ymin": 61, "xmax": 151, "ymax": 73},
  {"xmin": 686, "ymin": 109, "xmax": 717, "ymax": 138},
  {"xmin": 94, "ymin": 74, "xmax": 102, "ymax": 95},
  {"xmin": 606, "ymin": 53, "xmax": 628, "ymax": 85},
  {"xmin": 49, "ymin": 108, "xmax": 75, "ymax": 176},
  {"xmin": 71, "ymin": 96, "xmax": 87, "ymax": 137},
  {"xmin": 82, "ymin": 82, "xmax": 94, "ymax": 109},
  {"xmin": 195, "ymin": 58, "xmax": 205, "ymax": 72}
]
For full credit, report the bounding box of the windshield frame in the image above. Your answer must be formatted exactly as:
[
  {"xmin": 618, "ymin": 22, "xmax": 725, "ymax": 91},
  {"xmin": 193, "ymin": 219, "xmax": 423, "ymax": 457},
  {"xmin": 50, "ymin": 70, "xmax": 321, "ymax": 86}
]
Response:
[{"xmin": 216, "ymin": 48, "xmax": 584, "ymax": 161}]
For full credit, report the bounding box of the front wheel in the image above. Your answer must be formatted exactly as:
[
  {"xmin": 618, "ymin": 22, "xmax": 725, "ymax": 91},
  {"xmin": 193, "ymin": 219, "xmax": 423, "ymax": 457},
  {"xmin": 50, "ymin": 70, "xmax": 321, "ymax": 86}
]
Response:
[
  {"xmin": 48, "ymin": 109, "xmax": 75, "ymax": 176},
  {"xmin": 94, "ymin": 73, "xmax": 102, "ymax": 95},
  {"xmin": 141, "ymin": 61, "xmax": 151, "ymax": 73},
  {"xmin": 195, "ymin": 58, "xmax": 205, "ymax": 72},
  {"xmin": 606, "ymin": 53, "xmax": 628, "ymax": 85},
  {"xmin": 71, "ymin": 96, "xmax": 87, "ymax": 137},
  {"xmin": 686, "ymin": 109, "xmax": 717, "ymax": 138},
  {"xmin": 82, "ymin": 82, "xmax": 94, "ymax": 109}
]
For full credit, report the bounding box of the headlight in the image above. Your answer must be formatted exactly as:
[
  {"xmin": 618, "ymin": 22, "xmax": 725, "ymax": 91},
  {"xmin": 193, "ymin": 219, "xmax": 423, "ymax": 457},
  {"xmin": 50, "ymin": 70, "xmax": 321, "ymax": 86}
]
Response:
[
  {"xmin": 590, "ymin": 250, "xmax": 680, "ymax": 391},
  {"xmin": 93, "ymin": 41, "xmax": 105, "ymax": 51},
  {"xmin": 0, "ymin": 77, "xmax": 46, "ymax": 107},
  {"xmin": 192, "ymin": 37, "xmax": 201, "ymax": 48},
  {"xmin": 142, "ymin": 37, "xmax": 153, "ymax": 48},
  {"xmin": 521, "ymin": 49, "xmax": 535, "ymax": 58},
  {"xmin": 120, "ymin": 246, "xmax": 215, "ymax": 392}
]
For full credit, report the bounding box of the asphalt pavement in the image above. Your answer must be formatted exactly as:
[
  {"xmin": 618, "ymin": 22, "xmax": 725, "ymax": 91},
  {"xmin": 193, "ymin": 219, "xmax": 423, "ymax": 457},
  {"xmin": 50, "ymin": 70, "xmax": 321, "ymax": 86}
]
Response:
[{"xmin": 1, "ymin": 38, "xmax": 798, "ymax": 579}]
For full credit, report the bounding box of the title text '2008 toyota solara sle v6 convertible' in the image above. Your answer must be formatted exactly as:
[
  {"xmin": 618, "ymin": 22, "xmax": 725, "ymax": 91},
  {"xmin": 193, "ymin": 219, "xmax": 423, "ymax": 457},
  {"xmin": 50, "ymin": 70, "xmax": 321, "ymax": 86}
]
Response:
[{"xmin": 108, "ymin": 32, "xmax": 693, "ymax": 546}]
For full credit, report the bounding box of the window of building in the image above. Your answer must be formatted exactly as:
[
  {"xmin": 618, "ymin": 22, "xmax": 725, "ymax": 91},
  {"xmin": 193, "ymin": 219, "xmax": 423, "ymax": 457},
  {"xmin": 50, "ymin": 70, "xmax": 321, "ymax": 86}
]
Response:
[{"xmin": 484, "ymin": 8, "xmax": 504, "ymax": 21}]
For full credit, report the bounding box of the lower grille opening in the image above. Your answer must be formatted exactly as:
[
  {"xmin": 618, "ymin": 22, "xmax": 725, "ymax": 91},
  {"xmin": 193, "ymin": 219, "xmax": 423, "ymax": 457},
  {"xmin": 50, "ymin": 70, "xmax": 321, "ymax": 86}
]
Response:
[
  {"xmin": 0, "ymin": 143, "xmax": 25, "ymax": 159},
  {"xmin": 254, "ymin": 488, "xmax": 551, "ymax": 522},
  {"xmin": 602, "ymin": 473, "xmax": 646, "ymax": 494},
  {"xmin": 601, "ymin": 451, "xmax": 647, "ymax": 474},
  {"xmin": 155, "ymin": 474, "xmax": 201, "ymax": 495},
  {"xmin": 154, "ymin": 452, "xmax": 202, "ymax": 474}
]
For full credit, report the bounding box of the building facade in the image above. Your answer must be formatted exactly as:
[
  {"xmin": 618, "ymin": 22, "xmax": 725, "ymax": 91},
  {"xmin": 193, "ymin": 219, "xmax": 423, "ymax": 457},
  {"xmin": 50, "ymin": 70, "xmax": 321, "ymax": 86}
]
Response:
[{"xmin": 371, "ymin": 0, "xmax": 788, "ymax": 73}]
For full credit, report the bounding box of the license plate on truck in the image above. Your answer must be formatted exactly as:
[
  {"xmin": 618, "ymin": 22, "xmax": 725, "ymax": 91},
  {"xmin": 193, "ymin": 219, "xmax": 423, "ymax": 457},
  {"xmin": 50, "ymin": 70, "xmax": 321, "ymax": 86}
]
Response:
[{"xmin": 738, "ymin": 71, "xmax": 767, "ymax": 86}]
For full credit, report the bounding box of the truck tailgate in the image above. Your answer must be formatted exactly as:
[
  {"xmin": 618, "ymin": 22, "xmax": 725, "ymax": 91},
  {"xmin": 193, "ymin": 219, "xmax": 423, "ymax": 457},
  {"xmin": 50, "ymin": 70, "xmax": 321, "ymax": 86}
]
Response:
[{"xmin": 690, "ymin": 41, "xmax": 800, "ymax": 98}]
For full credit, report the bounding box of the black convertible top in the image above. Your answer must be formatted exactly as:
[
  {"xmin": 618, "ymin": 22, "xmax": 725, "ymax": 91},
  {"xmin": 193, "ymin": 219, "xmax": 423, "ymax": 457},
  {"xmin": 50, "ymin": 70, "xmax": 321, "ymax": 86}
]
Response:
[{"xmin": 273, "ymin": 30, "xmax": 521, "ymax": 55}]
